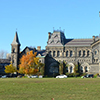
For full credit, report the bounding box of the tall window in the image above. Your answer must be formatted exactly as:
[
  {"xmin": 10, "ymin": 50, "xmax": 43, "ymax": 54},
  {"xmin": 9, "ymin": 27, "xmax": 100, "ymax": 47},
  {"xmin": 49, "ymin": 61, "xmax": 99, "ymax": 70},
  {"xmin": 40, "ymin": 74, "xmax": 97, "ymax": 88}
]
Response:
[
  {"xmin": 70, "ymin": 51, "xmax": 73, "ymax": 57},
  {"xmin": 87, "ymin": 50, "xmax": 89, "ymax": 57},
  {"xmin": 66, "ymin": 51, "xmax": 68, "ymax": 57},
  {"xmin": 83, "ymin": 50, "xmax": 85, "ymax": 57},
  {"xmin": 13, "ymin": 48, "xmax": 15, "ymax": 53},
  {"xmin": 70, "ymin": 66, "xmax": 72, "ymax": 73},
  {"xmin": 66, "ymin": 67, "xmax": 68, "ymax": 73},
  {"xmin": 95, "ymin": 50, "xmax": 97, "ymax": 55},
  {"xmin": 53, "ymin": 51, "xmax": 55, "ymax": 57},
  {"xmin": 81, "ymin": 67, "xmax": 83, "ymax": 72},
  {"xmin": 57, "ymin": 51, "xmax": 60, "ymax": 57},
  {"xmin": 49, "ymin": 51, "xmax": 51, "ymax": 56},
  {"xmin": 79, "ymin": 50, "xmax": 81, "ymax": 57},
  {"xmin": 85, "ymin": 67, "xmax": 88, "ymax": 72}
]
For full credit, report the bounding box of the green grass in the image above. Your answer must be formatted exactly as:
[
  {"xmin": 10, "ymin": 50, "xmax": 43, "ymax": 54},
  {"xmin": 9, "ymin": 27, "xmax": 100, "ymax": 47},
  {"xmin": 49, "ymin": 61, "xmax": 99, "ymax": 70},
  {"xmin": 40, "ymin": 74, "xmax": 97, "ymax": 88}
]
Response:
[{"xmin": 0, "ymin": 78, "xmax": 100, "ymax": 100}]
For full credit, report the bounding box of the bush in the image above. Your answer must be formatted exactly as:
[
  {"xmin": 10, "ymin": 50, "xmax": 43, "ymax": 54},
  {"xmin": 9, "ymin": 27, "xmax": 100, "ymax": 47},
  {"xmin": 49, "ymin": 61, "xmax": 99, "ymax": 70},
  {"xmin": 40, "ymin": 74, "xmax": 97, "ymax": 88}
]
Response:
[
  {"xmin": 94, "ymin": 73, "xmax": 99, "ymax": 78},
  {"xmin": 80, "ymin": 73, "xmax": 87, "ymax": 76},
  {"xmin": 66, "ymin": 73, "xmax": 79, "ymax": 77}
]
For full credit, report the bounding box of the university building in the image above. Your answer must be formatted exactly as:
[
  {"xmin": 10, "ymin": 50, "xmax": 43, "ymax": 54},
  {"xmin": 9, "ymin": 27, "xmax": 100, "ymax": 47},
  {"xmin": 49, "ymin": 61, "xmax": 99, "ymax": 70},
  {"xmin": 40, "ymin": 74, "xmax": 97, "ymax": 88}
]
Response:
[
  {"xmin": 1, "ymin": 30, "xmax": 100, "ymax": 76},
  {"xmin": 45, "ymin": 30, "xmax": 100, "ymax": 76}
]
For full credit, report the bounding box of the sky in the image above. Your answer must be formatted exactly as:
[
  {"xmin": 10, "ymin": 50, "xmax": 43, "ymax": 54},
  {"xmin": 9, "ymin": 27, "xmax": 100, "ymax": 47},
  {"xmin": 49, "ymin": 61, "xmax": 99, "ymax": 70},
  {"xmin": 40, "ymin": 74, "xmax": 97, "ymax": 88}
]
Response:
[{"xmin": 0, "ymin": 0, "xmax": 100, "ymax": 53}]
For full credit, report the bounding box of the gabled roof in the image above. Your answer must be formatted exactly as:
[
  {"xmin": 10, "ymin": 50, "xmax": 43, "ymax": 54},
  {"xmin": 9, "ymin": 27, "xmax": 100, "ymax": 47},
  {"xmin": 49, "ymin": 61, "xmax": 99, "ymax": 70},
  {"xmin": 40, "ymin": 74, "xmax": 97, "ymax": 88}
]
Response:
[
  {"xmin": 11, "ymin": 31, "xmax": 20, "ymax": 45},
  {"xmin": 20, "ymin": 46, "xmax": 46, "ymax": 57}
]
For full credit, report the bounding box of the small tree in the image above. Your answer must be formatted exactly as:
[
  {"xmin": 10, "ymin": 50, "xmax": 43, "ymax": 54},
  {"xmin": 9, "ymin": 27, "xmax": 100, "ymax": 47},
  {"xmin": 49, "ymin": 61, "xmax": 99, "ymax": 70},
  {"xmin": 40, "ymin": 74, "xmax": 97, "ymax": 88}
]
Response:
[
  {"xmin": 59, "ymin": 61, "xmax": 64, "ymax": 75},
  {"xmin": 37, "ymin": 62, "xmax": 45, "ymax": 76},
  {"xmin": 5, "ymin": 64, "xmax": 17, "ymax": 74},
  {"xmin": 74, "ymin": 64, "xmax": 80, "ymax": 77}
]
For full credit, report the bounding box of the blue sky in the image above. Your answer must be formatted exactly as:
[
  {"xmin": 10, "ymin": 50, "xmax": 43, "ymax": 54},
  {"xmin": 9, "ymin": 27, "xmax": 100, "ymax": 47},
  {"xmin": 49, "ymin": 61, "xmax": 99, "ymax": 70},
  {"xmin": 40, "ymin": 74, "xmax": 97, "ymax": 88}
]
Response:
[{"xmin": 0, "ymin": 0, "xmax": 100, "ymax": 53}]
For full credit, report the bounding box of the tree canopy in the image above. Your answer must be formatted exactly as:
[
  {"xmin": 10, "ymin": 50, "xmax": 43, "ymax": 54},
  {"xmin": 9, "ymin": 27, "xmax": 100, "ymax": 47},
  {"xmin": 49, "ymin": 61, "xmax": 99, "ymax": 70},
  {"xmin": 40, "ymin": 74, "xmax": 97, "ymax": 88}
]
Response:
[
  {"xmin": 5, "ymin": 64, "xmax": 17, "ymax": 74},
  {"xmin": 18, "ymin": 51, "xmax": 42, "ymax": 75}
]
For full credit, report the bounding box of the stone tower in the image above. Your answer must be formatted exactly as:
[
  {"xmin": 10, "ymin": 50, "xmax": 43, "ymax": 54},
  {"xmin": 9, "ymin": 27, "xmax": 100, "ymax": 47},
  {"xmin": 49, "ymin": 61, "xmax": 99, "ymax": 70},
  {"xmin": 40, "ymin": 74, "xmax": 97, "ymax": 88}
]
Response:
[{"xmin": 11, "ymin": 31, "xmax": 21, "ymax": 69}]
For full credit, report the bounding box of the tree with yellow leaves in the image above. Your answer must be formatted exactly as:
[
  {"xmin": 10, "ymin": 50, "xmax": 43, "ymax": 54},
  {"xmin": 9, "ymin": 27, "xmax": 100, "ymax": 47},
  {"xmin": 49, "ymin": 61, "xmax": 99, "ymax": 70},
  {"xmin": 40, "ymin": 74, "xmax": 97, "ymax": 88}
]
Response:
[
  {"xmin": 18, "ymin": 51, "xmax": 41, "ymax": 75},
  {"xmin": 5, "ymin": 63, "xmax": 17, "ymax": 74}
]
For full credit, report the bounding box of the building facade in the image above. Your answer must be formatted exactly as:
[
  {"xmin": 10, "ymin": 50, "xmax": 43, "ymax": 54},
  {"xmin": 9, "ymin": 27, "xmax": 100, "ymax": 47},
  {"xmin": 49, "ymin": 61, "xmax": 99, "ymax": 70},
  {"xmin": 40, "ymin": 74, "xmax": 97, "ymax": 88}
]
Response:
[
  {"xmin": 45, "ymin": 30, "xmax": 100, "ymax": 76},
  {"xmin": 10, "ymin": 30, "xmax": 100, "ymax": 76}
]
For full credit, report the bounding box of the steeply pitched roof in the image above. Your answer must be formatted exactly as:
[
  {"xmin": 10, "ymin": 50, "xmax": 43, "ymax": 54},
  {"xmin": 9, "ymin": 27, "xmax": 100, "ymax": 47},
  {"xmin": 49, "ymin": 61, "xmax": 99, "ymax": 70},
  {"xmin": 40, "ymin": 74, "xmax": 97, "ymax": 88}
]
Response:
[{"xmin": 11, "ymin": 31, "xmax": 20, "ymax": 45}]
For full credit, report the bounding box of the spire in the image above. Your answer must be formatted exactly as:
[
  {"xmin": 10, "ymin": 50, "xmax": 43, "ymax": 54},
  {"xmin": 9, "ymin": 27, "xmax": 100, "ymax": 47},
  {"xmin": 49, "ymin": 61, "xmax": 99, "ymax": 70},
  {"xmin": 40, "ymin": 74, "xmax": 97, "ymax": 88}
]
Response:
[{"xmin": 11, "ymin": 31, "xmax": 20, "ymax": 45}]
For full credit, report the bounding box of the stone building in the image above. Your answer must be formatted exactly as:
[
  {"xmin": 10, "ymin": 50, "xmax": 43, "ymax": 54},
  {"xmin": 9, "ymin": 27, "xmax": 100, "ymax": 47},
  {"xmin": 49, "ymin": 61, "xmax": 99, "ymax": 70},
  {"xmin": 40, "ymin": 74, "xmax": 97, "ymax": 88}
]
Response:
[
  {"xmin": 11, "ymin": 31, "xmax": 46, "ymax": 70},
  {"xmin": 10, "ymin": 30, "xmax": 100, "ymax": 76},
  {"xmin": 0, "ymin": 59, "xmax": 10, "ymax": 75},
  {"xmin": 45, "ymin": 30, "xmax": 100, "ymax": 76}
]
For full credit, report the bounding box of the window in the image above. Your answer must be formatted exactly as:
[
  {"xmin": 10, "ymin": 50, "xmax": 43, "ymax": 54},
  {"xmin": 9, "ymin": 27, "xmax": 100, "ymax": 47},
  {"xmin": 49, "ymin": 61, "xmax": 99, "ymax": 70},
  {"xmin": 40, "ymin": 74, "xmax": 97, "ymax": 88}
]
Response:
[
  {"xmin": 12, "ymin": 60, "xmax": 14, "ymax": 63},
  {"xmin": 95, "ymin": 50, "xmax": 97, "ymax": 55},
  {"xmin": 57, "ymin": 51, "xmax": 60, "ymax": 57},
  {"xmin": 87, "ymin": 50, "xmax": 90, "ymax": 57},
  {"xmin": 83, "ymin": 50, "xmax": 85, "ymax": 57},
  {"xmin": 13, "ymin": 48, "xmax": 15, "ymax": 53},
  {"xmin": 66, "ymin": 51, "xmax": 68, "ymax": 57},
  {"xmin": 70, "ymin": 66, "xmax": 72, "ymax": 73},
  {"xmin": 96, "ymin": 59, "xmax": 98, "ymax": 62},
  {"xmin": 70, "ymin": 51, "xmax": 73, "ymax": 57},
  {"xmin": 79, "ymin": 50, "xmax": 81, "ymax": 57},
  {"xmin": 85, "ymin": 67, "xmax": 88, "ymax": 72},
  {"xmin": 49, "ymin": 51, "xmax": 51, "ymax": 56},
  {"xmin": 53, "ymin": 51, "xmax": 55, "ymax": 57},
  {"xmin": 81, "ymin": 67, "xmax": 83, "ymax": 72},
  {"xmin": 66, "ymin": 67, "xmax": 68, "ymax": 73}
]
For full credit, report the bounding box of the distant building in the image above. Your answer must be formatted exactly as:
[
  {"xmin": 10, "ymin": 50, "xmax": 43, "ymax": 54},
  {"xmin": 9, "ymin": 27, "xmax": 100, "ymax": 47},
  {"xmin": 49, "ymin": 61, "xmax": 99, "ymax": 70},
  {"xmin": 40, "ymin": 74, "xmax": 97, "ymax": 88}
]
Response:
[
  {"xmin": 1, "ymin": 30, "xmax": 100, "ymax": 76},
  {"xmin": 0, "ymin": 59, "xmax": 10, "ymax": 75},
  {"xmin": 11, "ymin": 32, "xmax": 46, "ymax": 70}
]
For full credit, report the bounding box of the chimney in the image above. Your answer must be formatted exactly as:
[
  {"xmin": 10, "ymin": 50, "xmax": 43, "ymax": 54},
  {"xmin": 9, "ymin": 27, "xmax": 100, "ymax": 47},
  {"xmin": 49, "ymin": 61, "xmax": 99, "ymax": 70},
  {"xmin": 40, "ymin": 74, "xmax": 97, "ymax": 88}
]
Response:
[
  {"xmin": 48, "ymin": 32, "xmax": 51, "ymax": 39},
  {"xmin": 93, "ymin": 36, "xmax": 95, "ymax": 42},
  {"xmin": 37, "ymin": 46, "xmax": 41, "ymax": 51}
]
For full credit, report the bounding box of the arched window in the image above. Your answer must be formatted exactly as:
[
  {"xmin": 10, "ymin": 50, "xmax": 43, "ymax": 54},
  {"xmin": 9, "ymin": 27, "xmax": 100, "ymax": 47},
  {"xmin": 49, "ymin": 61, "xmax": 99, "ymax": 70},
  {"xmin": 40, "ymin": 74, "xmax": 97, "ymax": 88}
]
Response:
[
  {"xmin": 66, "ymin": 67, "xmax": 68, "ymax": 73},
  {"xmin": 87, "ymin": 50, "xmax": 90, "ymax": 57},
  {"xmin": 53, "ymin": 51, "xmax": 55, "ymax": 57},
  {"xmin": 70, "ymin": 51, "xmax": 73, "ymax": 57},
  {"xmin": 49, "ymin": 51, "xmax": 51, "ymax": 56},
  {"xmin": 13, "ymin": 48, "xmax": 15, "ymax": 53},
  {"xmin": 81, "ymin": 67, "xmax": 83, "ymax": 72},
  {"xmin": 85, "ymin": 67, "xmax": 88, "ymax": 72},
  {"xmin": 79, "ymin": 50, "xmax": 81, "ymax": 57},
  {"xmin": 70, "ymin": 66, "xmax": 72, "ymax": 73},
  {"xmin": 83, "ymin": 50, "xmax": 85, "ymax": 57},
  {"xmin": 57, "ymin": 51, "xmax": 60, "ymax": 57},
  {"xmin": 95, "ymin": 50, "xmax": 97, "ymax": 55},
  {"xmin": 66, "ymin": 51, "xmax": 68, "ymax": 57}
]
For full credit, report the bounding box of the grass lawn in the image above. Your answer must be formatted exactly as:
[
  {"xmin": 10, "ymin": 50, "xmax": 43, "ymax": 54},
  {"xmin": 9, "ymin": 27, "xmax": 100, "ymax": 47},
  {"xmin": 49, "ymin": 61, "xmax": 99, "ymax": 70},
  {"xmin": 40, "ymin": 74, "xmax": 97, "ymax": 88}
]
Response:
[{"xmin": 0, "ymin": 78, "xmax": 100, "ymax": 100}]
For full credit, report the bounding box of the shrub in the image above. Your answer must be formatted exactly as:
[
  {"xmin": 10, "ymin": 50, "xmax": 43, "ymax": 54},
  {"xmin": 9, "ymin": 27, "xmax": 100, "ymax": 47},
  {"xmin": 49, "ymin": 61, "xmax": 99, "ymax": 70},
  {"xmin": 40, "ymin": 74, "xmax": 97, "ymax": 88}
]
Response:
[
  {"xmin": 81, "ymin": 73, "xmax": 87, "ymax": 76},
  {"xmin": 94, "ymin": 73, "xmax": 99, "ymax": 78}
]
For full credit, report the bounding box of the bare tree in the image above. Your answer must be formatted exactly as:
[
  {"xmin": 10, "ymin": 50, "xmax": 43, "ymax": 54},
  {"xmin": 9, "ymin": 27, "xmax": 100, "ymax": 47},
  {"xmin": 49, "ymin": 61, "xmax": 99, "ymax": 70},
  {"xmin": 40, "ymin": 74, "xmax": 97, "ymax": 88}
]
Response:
[{"xmin": 0, "ymin": 50, "xmax": 8, "ymax": 59}]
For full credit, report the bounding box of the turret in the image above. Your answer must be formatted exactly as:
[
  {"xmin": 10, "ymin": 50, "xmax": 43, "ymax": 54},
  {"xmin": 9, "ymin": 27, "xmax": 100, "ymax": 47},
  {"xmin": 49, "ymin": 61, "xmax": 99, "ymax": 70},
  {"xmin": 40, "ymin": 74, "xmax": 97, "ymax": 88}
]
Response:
[{"xmin": 11, "ymin": 31, "xmax": 21, "ymax": 69}]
